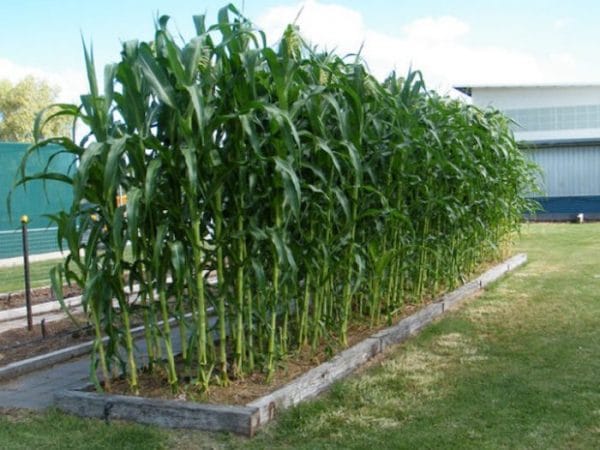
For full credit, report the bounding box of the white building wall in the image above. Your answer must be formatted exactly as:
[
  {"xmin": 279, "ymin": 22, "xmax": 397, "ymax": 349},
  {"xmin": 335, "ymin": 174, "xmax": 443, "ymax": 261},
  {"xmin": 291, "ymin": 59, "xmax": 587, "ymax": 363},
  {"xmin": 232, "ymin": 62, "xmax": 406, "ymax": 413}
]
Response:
[
  {"xmin": 469, "ymin": 85, "xmax": 600, "ymax": 143},
  {"xmin": 462, "ymin": 85, "xmax": 600, "ymax": 200},
  {"xmin": 514, "ymin": 128, "xmax": 600, "ymax": 143},
  {"xmin": 471, "ymin": 86, "xmax": 600, "ymax": 110}
]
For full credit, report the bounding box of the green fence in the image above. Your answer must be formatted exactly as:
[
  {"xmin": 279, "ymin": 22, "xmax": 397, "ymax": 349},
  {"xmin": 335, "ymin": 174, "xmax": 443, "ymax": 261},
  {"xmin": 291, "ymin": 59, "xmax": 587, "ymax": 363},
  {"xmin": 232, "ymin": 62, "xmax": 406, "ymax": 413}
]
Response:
[{"xmin": 0, "ymin": 142, "xmax": 74, "ymax": 259}]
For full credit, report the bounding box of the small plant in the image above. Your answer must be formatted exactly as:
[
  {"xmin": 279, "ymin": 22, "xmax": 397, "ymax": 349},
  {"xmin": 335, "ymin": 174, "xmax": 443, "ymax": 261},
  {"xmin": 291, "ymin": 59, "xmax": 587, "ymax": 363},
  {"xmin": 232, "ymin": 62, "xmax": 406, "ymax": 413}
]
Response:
[{"xmin": 17, "ymin": 4, "xmax": 537, "ymax": 393}]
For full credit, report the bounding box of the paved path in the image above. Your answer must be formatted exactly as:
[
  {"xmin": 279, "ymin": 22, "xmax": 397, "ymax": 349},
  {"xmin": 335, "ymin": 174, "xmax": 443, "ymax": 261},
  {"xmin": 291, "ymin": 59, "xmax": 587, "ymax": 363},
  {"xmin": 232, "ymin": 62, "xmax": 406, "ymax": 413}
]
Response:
[
  {"xmin": 0, "ymin": 329, "xmax": 183, "ymax": 410},
  {"xmin": 0, "ymin": 250, "xmax": 66, "ymax": 269},
  {"xmin": 0, "ymin": 354, "xmax": 90, "ymax": 409}
]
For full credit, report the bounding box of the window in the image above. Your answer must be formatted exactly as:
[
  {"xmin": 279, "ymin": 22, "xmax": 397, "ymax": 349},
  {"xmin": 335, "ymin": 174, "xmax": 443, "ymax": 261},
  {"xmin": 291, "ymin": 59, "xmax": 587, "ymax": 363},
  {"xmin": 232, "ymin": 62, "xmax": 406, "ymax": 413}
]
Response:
[{"xmin": 504, "ymin": 105, "xmax": 600, "ymax": 131}]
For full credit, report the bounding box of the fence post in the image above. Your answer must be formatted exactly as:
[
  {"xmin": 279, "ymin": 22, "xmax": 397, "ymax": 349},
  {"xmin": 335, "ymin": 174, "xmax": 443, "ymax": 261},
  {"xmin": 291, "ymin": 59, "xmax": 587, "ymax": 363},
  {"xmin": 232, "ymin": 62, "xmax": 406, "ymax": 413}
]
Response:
[{"xmin": 21, "ymin": 215, "xmax": 33, "ymax": 331}]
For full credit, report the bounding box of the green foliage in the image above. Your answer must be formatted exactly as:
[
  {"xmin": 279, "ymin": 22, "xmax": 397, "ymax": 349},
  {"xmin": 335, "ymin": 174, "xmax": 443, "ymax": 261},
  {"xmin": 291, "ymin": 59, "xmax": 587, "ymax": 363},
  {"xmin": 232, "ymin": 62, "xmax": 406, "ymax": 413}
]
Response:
[
  {"xmin": 0, "ymin": 409, "xmax": 165, "ymax": 450},
  {"xmin": 17, "ymin": 4, "xmax": 537, "ymax": 392},
  {"xmin": 236, "ymin": 223, "xmax": 600, "ymax": 449},
  {"xmin": 0, "ymin": 76, "xmax": 70, "ymax": 142},
  {"xmin": 3, "ymin": 225, "xmax": 599, "ymax": 449}
]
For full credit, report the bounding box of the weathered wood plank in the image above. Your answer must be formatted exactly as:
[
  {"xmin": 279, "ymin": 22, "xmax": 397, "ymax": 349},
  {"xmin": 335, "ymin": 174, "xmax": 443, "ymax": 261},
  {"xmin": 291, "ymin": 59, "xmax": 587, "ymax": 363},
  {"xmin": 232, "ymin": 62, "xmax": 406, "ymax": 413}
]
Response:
[
  {"xmin": 54, "ymin": 390, "xmax": 260, "ymax": 436},
  {"xmin": 443, "ymin": 253, "xmax": 527, "ymax": 311},
  {"xmin": 440, "ymin": 281, "xmax": 480, "ymax": 311},
  {"xmin": 475, "ymin": 253, "xmax": 527, "ymax": 288},
  {"xmin": 248, "ymin": 337, "xmax": 381, "ymax": 425},
  {"xmin": 372, "ymin": 302, "xmax": 445, "ymax": 350}
]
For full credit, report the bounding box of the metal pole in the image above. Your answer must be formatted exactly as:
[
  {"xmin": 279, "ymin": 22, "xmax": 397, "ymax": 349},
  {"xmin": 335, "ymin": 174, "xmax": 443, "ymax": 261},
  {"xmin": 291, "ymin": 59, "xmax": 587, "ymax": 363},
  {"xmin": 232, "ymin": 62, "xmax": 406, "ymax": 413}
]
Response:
[
  {"xmin": 41, "ymin": 318, "xmax": 47, "ymax": 339},
  {"xmin": 21, "ymin": 215, "xmax": 33, "ymax": 331}
]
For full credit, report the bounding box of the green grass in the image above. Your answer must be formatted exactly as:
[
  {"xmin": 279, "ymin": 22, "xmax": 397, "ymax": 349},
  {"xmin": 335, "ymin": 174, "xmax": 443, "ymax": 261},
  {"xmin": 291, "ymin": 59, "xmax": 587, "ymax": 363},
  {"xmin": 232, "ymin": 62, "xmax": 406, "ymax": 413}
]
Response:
[
  {"xmin": 2, "ymin": 223, "xmax": 600, "ymax": 449},
  {"xmin": 0, "ymin": 246, "xmax": 132, "ymax": 294},
  {"xmin": 0, "ymin": 258, "xmax": 64, "ymax": 293},
  {"xmin": 0, "ymin": 409, "xmax": 166, "ymax": 450}
]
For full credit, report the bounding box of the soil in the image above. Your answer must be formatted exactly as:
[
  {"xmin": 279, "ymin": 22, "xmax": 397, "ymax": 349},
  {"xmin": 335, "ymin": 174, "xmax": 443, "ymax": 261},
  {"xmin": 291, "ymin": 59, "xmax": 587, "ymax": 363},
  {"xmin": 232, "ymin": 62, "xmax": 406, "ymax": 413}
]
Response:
[
  {"xmin": 0, "ymin": 304, "xmax": 150, "ymax": 367},
  {"xmin": 0, "ymin": 313, "xmax": 93, "ymax": 366},
  {"xmin": 0, "ymin": 285, "xmax": 82, "ymax": 311},
  {"xmin": 105, "ymin": 305, "xmax": 422, "ymax": 406}
]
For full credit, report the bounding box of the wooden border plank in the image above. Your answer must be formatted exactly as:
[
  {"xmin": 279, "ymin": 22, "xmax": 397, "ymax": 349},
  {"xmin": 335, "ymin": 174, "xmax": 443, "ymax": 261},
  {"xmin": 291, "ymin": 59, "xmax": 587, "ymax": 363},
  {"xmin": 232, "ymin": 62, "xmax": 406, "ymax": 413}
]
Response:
[
  {"xmin": 248, "ymin": 337, "xmax": 381, "ymax": 424},
  {"xmin": 372, "ymin": 301, "xmax": 445, "ymax": 349},
  {"xmin": 54, "ymin": 390, "xmax": 260, "ymax": 436}
]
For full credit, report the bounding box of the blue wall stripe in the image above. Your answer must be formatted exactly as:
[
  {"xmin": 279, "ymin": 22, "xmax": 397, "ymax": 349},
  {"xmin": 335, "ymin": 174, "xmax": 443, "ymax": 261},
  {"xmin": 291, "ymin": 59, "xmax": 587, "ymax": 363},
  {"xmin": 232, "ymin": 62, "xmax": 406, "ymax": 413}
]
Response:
[{"xmin": 531, "ymin": 195, "xmax": 600, "ymax": 214}]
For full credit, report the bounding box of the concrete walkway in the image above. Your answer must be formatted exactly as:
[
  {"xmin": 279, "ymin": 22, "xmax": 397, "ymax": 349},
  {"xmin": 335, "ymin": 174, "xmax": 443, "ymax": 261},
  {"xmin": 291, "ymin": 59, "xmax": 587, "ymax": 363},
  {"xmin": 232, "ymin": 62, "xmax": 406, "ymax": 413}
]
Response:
[
  {"xmin": 0, "ymin": 354, "xmax": 90, "ymax": 409},
  {"xmin": 0, "ymin": 329, "xmax": 182, "ymax": 410},
  {"xmin": 0, "ymin": 250, "xmax": 67, "ymax": 269}
]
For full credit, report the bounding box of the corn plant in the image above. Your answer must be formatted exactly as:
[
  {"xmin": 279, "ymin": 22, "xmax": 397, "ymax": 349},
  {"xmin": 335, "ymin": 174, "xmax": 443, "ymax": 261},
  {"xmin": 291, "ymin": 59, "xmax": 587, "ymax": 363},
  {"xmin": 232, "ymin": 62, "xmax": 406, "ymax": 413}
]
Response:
[{"xmin": 17, "ymin": 4, "xmax": 537, "ymax": 393}]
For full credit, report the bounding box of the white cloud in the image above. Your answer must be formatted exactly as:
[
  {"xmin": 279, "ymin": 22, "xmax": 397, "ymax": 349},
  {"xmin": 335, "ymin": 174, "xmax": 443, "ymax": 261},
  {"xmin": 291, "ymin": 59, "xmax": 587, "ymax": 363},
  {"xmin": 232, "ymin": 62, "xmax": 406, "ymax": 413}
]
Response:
[
  {"xmin": 257, "ymin": 1, "xmax": 590, "ymax": 95},
  {"xmin": 0, "ymin": 3, "xmax": 588, "ymax": 105},
  {"xmin": 0, "ymin": 58, "xmax": 86, "ymax": 103},
  {"xmin": 258, "ymin": 0, "xmax": 367, "ymax": 52},
  {"xmin": 402, "ymin": 16, "xmax": 469, "ymax": 43},
  {"xmin": 549, "ymin": 52, "xmax": 576, "ymax": 67},
  {"xmin": 553, "ymin": 18, "xmax": 571, "ymax": 30}
]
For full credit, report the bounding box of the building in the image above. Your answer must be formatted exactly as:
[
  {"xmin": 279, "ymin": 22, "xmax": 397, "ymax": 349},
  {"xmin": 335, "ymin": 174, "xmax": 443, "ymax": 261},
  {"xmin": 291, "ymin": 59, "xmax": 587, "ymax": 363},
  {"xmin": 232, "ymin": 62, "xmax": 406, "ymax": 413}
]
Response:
[{"xmin": 455, "ymin": 84, "xmax": 600, "ymax": 220}]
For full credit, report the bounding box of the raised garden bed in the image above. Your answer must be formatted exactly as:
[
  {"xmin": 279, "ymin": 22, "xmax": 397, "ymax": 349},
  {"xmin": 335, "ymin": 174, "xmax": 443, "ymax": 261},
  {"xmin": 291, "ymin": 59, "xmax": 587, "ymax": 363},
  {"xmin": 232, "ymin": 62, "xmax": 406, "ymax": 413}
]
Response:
[
  {"xmin": 0, "ymin": 285, "xmax": 81, "ymax": 311},
  {"xmin": 0, "ymin": 313, "xmax": 157, "ymax": 382},
  {"xmin": 0, "ymin": 313, "xmax": 91, "ymax": 369},
  {"xmin": 54, "ymin": 253, "xmax": 527, "ymax": 436},
  {"xmin": 0, "ymin": 281, "xmax": 152, "ymax": 374}
]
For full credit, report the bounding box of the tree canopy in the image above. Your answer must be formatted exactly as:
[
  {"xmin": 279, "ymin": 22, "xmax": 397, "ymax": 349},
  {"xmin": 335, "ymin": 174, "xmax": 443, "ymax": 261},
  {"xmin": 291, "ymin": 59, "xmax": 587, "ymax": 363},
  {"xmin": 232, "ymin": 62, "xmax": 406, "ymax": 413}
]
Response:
[{"xmin": 0, "ymin": 76, "xmax": 70, "ymax": 142}]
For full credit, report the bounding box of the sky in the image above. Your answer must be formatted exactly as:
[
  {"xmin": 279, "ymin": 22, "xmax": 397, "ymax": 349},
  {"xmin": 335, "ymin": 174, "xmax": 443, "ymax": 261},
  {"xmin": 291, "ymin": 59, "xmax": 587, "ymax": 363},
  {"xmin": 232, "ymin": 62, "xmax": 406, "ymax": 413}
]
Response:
[{"xmin": 2, "ymin": 0, "xmax": 600, "ymax": 102}]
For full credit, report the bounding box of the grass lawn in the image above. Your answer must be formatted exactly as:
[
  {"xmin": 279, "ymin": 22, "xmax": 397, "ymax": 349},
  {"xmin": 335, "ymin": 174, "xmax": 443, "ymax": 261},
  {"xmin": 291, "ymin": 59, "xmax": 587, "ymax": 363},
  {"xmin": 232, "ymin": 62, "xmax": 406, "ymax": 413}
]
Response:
[
  {"xmin": 0, "ymin": 258, "xmax": 65, "ymax": 293},
  {"xmin": 1, "ymin": 223, "xmax": 599, "ymax": 449},
  {"xmin": 0, "ymin": 246, "xmax": 133, "ymax": 294}
]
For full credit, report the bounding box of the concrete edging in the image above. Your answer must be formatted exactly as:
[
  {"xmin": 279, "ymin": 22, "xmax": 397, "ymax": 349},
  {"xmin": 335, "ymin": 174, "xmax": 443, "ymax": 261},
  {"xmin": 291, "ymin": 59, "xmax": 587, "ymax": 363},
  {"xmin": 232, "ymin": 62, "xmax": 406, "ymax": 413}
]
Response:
[
  {"xmin": 0, "ymin": 295, "xmax": 83, "ymax": 323},
  {"xmin": 53, "ymin": 253, "xmax": 526, "ymax": 436},
  {"xmin": 0, "ymin": 251, "xmax": 67, "ymax": 269}
]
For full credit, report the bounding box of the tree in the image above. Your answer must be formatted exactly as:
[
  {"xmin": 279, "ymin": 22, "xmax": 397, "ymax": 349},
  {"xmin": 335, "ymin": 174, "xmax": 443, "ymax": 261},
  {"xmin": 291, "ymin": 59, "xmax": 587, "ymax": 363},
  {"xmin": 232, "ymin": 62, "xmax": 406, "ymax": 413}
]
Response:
[{"xmin": 0, "ymin": 76, "xmax": 71, "ymax": 142}]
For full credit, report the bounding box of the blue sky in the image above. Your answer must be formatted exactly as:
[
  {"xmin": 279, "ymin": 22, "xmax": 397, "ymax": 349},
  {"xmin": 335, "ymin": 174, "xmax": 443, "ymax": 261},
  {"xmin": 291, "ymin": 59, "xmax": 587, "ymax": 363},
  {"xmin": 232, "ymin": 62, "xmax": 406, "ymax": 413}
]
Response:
[{"xmin": 2, "ymin": 0, "xmax": 600, "ymax": 100}]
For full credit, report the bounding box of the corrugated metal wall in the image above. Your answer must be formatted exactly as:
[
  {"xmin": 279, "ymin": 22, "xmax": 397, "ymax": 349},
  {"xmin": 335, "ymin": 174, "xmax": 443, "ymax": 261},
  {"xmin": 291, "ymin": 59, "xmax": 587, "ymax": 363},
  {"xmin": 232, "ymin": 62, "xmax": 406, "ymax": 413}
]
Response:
[{"xmin": 525, "ymin": 145, "xmax": 600, "ymax": 197}]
